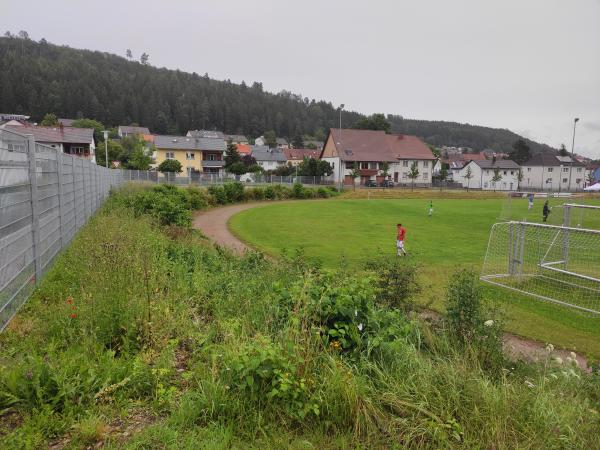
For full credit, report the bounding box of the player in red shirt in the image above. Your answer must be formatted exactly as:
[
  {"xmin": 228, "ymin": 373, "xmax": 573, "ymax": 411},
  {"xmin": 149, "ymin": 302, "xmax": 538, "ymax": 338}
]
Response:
[{"xmin": 396, "ymin": 223, "xmax": 407, "ymax": 256}]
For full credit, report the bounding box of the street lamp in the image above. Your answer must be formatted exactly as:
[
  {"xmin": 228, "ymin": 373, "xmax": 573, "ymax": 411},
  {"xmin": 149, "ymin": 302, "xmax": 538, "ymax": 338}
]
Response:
[
  {"xmin": 568, "ymin": 118, "xmax": 579, "ymax": 191},
  {"xmin": 103, "ymin": 130, "xmax": 109, "ymax": 168},
  {"xmin": 338, "ymin": 104, "xmax": 345, "ymax": 190}
]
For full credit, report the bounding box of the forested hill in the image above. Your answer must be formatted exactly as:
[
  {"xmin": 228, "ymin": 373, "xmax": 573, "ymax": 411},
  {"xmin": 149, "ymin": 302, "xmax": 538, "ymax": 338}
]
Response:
[{"xmin": 0, "ymin": 36, "xmax": 556, "ymax": 154}]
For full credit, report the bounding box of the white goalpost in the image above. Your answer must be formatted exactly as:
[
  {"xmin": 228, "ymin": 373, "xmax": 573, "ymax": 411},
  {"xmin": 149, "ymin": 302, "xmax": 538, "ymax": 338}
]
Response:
[
  {"xmin": 481, "ymin": 221, "xmax": 600, "ymax": 315},
  {"xmin": 561, "ymin": 203, "xmax": 600, "ymax": 229}
]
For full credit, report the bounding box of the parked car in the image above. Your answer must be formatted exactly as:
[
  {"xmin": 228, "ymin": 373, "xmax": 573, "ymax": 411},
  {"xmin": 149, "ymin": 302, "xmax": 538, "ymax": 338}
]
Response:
[
  {"xmin": 381, "ymin": 180, "xmax": 395, "ymax": 187},
  {"xmin": 365, "ymin": 180, "xmax": 378, "ymax": 187}
]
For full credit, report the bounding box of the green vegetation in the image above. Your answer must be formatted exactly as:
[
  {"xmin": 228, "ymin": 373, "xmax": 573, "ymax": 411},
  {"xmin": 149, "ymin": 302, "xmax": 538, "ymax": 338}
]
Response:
[
  {"xmin": 0, "ymin": 35, "xmax": 557, "ymax": 153},
  {"xmin": 0, "ymin": 185, "xmax": 598, "ymax": 448},
  {"xmin": 157, "ymin": 159, "xmax": 183, "ymax": 174},
  {"xmin": 229, "ymin": 197, "xmax": 600, "ymax": 356}
]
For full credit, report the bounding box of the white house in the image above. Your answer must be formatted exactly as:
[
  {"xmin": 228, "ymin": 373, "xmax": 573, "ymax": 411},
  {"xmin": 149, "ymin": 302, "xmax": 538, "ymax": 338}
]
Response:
[
  {"xmin": 521, "ymin": 153, "xmax": 588, "ymax": 192},
  {"xmin": 251, "ymin": 146, "xmax": 287, "ymax": 171},
  {"xmin": 118, "ymin": 125, "xmax": 150, "ymax": 138},
  {"xmin": 456, "ymin": 160, "xmax": 521, "ymax": 191},
  {"xmin": 320, "ymin": 128, "xmax": 436, "ymax": 186}
]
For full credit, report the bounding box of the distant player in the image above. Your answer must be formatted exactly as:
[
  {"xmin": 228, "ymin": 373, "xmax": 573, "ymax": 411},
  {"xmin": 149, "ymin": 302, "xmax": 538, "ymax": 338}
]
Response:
[
  {"xmin": 543, "ymin": 200, "xmax": 550, "ymax": 222},
  {"xmin": 428, "ymin": 200, "xmax": 433, "ymax": 216},
  {"xmin": 527, "ymin": 193, "xmax": 534, "ymax": 210},
  {"xmin": 396, "ymin": 223, "xmax": 407, "ymax": 256}
]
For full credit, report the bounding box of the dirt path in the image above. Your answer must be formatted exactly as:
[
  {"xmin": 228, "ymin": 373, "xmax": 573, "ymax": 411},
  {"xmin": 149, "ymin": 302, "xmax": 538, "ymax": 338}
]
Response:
[{"xmin": 192, "ymin": 203, "xmax": 592, "ymax": 371}]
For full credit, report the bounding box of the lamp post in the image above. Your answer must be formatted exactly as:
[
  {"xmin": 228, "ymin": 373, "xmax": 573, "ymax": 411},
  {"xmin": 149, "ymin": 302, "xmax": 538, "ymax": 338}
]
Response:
[
  {"xmin": 338, "ymin": 104, "xmax": 345, "ymax": 191},
  {"xmin": 103, "ymin": 130, "xmax": 109, "ymax": 168},
  {"xmin": 568, "ymin": 118, "xmax": 579, "ymax": 191}
]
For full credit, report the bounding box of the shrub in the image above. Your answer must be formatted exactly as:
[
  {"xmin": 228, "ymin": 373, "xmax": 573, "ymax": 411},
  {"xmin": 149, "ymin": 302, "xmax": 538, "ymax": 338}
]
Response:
[
  {"xmin": 292, "ymin": 183, "xmax": 304, "ymax": 199},
  {"xmin": 251, "ymin": 187, "xmax": 265, "ymax": 200},
  {"xmin": 185, "ymin": 186, "xmax": 209, "ymax": 210},
  {"xmin": 223, "ymin": 182, "xmax": 244, "ymax": 203},
  {"xmin": 264, "ymin": 185, "xmax": 276, "ymax": 200},
  {"xmin": 316, "ymin": 187, "xmax": 330, "ymax": 198},
  {"xmin": 365, "ymin": 258, "xmax": 421, "ymax": 312},
  {"xmin": 226, "ymin": 337, "xmax": 320, "ymax": 420},
  {"xmin": 207, "ymin": 185, "xmax": 227, "ymax": 204},
  {"xmin": 125, "ymin": 186, "xmax": 191, "ymax": 226}
]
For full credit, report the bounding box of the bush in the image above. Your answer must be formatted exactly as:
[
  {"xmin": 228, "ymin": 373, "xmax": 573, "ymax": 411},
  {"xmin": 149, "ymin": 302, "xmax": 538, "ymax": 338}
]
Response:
[
  {"xmin": 264, "ymin": 185, "xmax": 276, "ymax": 200},
  {"xmin": 223, "ymin": 182, "xmax": 244, "ymax": 203},
  {"xmin": 185, "ymin": 186, "xmax": 209, "ymax": 210},
  {"xmin": 365, "ymin": 258, "xmax": 421, "ymax": 312},
  {"xmin": 251, "ymin": 187, "xmax": 265, "ymax": 200},
  {"xmin": 316, "ymin": 187, "xmax": 330, "ymax": 198},
  {"xmin": 207, "ymin": 185, "xmax": 227, "ymax": 205},
  {"xmin": 125, "ymin": 185, "xmax": 191, "ymax": 226}
]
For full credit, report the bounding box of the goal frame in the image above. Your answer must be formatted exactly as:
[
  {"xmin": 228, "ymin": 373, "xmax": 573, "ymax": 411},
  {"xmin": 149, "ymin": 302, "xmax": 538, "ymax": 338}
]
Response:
[{"xmin": 481, "ymin": 221, "xmax": 600, "ymax": 315}]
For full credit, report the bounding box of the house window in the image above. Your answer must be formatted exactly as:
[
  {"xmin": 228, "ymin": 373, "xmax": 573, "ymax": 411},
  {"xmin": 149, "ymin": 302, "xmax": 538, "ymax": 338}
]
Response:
[
  {"xmin": 562, "ymin": 178, "xmax": 568, "ymax": 183},
  {"xmin": 345, "ymin": 161, "xmax": 354, "ymax": 169},
  {"xmin": 576, "ymin": 178, "xmax": 582, "ymax": 184},
  {"xmin": 563, "ymin": 167, "xmax": 569, "ymax": 172},
  {"xmin": 402, "ymin": 161, "xmax": 409, "ymax": 167},
  {"xmin": 422, "ymin": 172, "xmax": 428, "ymax": 180},
  {"xmin": 206, "ymin": 153, "xmax": 216, "ymax": 161},
  {"xmin": 423, "ymin": 161, "xmax": 429, "ymax": 168},
  {"xmin": 186, "ymin": 152, "xmax": 195, "ymax": 160},
  {"xmin": 402, "ymin": 172, "xmax": 408, "ymax": 179},
  {"xmin": 71, "ymin": 146, "xmax": 85, "ymax": 155},
  {"xmin": 577, "ymin": 168, "xmax": 582, "ymax": 173},
  {"xmin": 360, "ymin": 162, "xmax": 369, "ymax": 169},
  {"xmin": 166, "ymin": 152, "xmax": 175, "ymax": 159},
  {"xmin": 484, "ymin": 182, "xmax": 489, "ymax": 188},
  {"xmin": 369, "ymin": 162, "xmax": 378, "ymax": 170},
  {"xmin": 7, "ymin": 143, "xmax": 26, "ymax": 152},
  {"xmin": 510, "ymin": 171, "xmax": 514, "ymax": 175},
  {"xmin": 548, "ymin": 168, "xmax": 553, "ymax": 172},
  {"xmin": 503, "ymin": 171, "xmax": 507, "ymax": 175},
  {"xmin": 527, "ymin": 167, "xmax": 531, "ymax": 172}
]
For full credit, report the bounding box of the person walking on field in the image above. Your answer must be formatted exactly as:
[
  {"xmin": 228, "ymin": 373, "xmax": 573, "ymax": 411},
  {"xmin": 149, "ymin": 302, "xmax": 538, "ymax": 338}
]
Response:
[
  {"xmin": 428, "ymin": 200, "xmax": 433, "ymax": 216},
  {"xmin": 528, "ymin": 193, "xmax": 534, "ymax": 210},
  {"xmin": 396, "ymin": 223, "xmax": 407, "ymax": 256},
  {"xmin": 543, "ymin": 200, "xmax": 550, "ymax": 222}
]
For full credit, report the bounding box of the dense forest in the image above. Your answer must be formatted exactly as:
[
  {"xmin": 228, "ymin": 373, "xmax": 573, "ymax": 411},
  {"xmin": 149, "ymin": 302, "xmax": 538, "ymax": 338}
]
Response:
[{"xmin": 0, "ymin": 34, "xmax": 556, "ymax": 154}]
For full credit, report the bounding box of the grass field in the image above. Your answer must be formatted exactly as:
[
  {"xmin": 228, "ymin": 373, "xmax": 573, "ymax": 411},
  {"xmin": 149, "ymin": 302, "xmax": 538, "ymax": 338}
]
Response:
[{"xmin": 229, "ymin": 196, "xmax": 600, "ymax": 358}]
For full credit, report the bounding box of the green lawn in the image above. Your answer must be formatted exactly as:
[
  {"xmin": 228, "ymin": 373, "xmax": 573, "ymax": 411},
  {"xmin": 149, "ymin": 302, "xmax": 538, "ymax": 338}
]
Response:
[{"xmin": 229, "ymin": 197, "xmax": 600, "ymax": 358}]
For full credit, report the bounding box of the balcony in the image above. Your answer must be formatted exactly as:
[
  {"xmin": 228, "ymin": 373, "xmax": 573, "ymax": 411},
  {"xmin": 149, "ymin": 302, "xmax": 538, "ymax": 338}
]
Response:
[{"xmin": 202, "ymin": 160, "xmax": 225, "ymax": 168}]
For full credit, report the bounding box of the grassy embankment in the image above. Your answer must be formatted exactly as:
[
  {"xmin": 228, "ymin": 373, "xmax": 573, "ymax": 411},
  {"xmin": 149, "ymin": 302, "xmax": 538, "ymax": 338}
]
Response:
[
  {"xmin": 1, "ymin": 184, "xmax": 598, "ymax": 448},
  {"xmin": 229, "ymin": 196, "xmax": 600, "ymax": 358}
]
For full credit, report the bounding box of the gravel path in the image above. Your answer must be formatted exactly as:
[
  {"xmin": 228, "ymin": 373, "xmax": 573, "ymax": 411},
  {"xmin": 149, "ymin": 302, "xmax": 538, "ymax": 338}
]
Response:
[{"xmin": 192, "ymin": 202, "xmax": 592, "ymax": 370}]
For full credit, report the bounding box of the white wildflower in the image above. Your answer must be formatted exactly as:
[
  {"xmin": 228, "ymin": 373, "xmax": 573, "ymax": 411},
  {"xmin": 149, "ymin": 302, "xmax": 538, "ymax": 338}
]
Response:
[
  {"xmin": 358, "ymin": 323, "xmax": 364, "ymax": 331},
  {"xmin": 554, "ymin": 357, "xmax": 563, "ymax": 365},
  {"xmin": 545, "ymin": 343, "xmax": 554, "ymax": 353},
  {"xmin": 484, "ymin": 320, "xmax": 494, "ymax": 327},
  {"xmin": 570, "ymin": 351, "xmax": 577, "ymax": 360},
  {"xmin": 525, "ymin": 380, "xmax": 536, "ymax": 388},
  {"xmin": 354, "ymin": 309, "xmax": 358, "ymax": 317}
]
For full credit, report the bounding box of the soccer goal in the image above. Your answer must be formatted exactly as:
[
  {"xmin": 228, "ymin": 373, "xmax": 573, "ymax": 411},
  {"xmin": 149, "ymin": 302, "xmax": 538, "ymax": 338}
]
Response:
[
  {"xmin": 562, "ymin": 203, "xmax": 600, "ymax": 229},
  {"xmin": 481, "ymin": 221, "xmax": 600, "ymax": 315}
]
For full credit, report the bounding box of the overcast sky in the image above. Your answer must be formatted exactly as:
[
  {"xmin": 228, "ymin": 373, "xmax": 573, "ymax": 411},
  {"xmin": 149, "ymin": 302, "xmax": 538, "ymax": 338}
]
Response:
[{"xmin": 3, "ymin": 0, "xmax": 599, "ymax": 157}]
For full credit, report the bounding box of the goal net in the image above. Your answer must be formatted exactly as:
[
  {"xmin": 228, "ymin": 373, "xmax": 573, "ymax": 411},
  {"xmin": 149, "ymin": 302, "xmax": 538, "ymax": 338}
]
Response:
[
  {"xmin": 562, "ymin": 203, "xmax": 600, "ymax": 229},
  {"xmin": 481, "ymin": 221, "xmax": 600, "ymax": 315}
]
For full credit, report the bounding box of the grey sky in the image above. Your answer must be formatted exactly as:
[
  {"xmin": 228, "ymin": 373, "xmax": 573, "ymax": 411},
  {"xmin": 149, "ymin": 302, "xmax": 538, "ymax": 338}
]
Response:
[{"xmin": 3, "ymin": 0, "xmax": 599, "ymax": 157}]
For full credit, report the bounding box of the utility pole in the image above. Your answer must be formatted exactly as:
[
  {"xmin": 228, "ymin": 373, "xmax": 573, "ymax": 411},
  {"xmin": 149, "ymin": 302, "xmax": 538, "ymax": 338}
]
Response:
[
  {"xmin": 568, "ymin": 118, "xmax": 579, "ymax": 191},
  {"xmin": 103, "ymin": 130, "xmax": 109, "ymax": 168},
  {"xmin": 338, "ymin": 104, "xmax": 345, "ymax": 191}
]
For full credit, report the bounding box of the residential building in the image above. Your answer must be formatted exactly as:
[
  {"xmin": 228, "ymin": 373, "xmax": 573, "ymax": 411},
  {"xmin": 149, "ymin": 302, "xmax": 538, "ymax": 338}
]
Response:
[
  {"xmin": 4, "ymin": 123, "xmax": 96, "ymax": 162},
  {"xmin": 283, "ymin": 148, "xmax": 321, "ymax": 166},
  {"xmin": 235, "ymin": 143, "xmax": 252, "ymax": 155},
  {"xmin": 225, "ymin": 134, "xmax": 248, "ymax": 145},
  {"xmin": 118, "ymin": 125, "xmax": 151, "ymax": 138},
  {"xmin": 320, "ymin": 128, "xmax": 436, "ymax": 186},
  {"xmin": 254, "ymin": 136, "xmax": 289, "ymax": 149},
  {"xmin": 456, "ymin": 160, "xmax": 520, "ymax": 191},
  {"xmin": 154, "ymin": 135, "xmax": 226, "ymax": 175},
  {"xmin": 304, "ymin": 140, "xmax": 324, "ymax": 151},
  {"xmin": 251, "ymin": 146, "xmax": 287, "ymax": 171},
  {"xmin": 58, "ymin": 118, "xmax": 75, "ymax": 127},
  {"xmin": 521, "ymin": 153, "xmax": 587, "ymax": 191},
  {"xmin": 187, "ymin": 130, "xmax": 225, "ymax": 139}
]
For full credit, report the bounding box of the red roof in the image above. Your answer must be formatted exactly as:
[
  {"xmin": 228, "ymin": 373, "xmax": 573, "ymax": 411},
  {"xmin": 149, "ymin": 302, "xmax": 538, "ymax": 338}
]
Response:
[
  {"xmin": 5, "ymin": 124, "xmax": 94, "ymax": 144},
  {"xmin": 328, "ymin": 128, "xmax": 435, "ymax": 162},
  {"xmin": 283, "ymin": 148, "xmax": 321, "ymax": 161},
  {"xmin": 236, "ymin": 143, "xmax": 251, "ymax": 154},
  {"xmin": 463, "ymin": 152, "xmax": 487, "ymax": 161}
]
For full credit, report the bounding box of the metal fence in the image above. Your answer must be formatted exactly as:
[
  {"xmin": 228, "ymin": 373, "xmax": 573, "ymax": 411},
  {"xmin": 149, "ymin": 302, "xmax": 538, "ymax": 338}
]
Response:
[{"xmin": 0, "ymin": 129, "xmax": 134, "ymax": 330}]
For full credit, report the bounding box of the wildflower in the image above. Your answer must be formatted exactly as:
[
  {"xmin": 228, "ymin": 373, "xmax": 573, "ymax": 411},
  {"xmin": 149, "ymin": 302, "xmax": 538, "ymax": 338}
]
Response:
[
  {"xmin": 570, "ymin": 351, "xmax": 577, "ymax": 360},
  {"xmin": 358, "ymin": 323, "xmax": 364, "ymax": 331},
  {"xmin": 70, "ymin": 313, "xmax": 77, "ymax": 319},
  {"xmin": 484, "ymin": 320, "xmax": 494, "ymax": 327},
  {"xmin": 554, "ymin": 357, "xmax": 563, "ymax": 365},
  {"xmin": 66, "ymin": 296, "xmax": 73, "ymax": 305},
  {"xmin": 354, "ymin": 309, "xmax": 358, "ymax": 317},
  {"xmin": 545, "ymin": 343, "xmax": 554, "ymax": 353},
  {"xmin": 329, "ymin": 340, "xmax": 341, "ymax": 351},
  {"xmin": 524, "ymin": 380, "xmax": 535, "ymax": 388}
]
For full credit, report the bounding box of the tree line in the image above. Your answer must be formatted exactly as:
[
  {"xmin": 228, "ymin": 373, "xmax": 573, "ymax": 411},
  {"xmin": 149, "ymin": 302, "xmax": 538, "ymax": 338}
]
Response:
[{"xmin": 0, "ymin": 34, "xmax": 557, "ymax": 155}]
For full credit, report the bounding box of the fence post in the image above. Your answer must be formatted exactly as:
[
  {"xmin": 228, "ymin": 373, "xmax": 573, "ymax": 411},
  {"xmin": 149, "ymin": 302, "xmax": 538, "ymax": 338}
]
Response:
[
  {"xmin": 26, "ymin": 135, "xmax": 42, "ymax": 284},
  {"xmin": 55, "ymin": 150, "xmax": 65, "ymax": 250}
]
